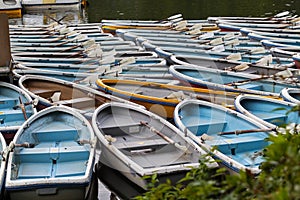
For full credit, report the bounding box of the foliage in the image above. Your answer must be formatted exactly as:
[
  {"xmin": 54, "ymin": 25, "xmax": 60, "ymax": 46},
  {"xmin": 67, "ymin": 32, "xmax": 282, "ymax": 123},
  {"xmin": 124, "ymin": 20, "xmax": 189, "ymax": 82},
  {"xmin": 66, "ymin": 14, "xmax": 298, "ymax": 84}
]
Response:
[{"xmin": 135, "ymin": 107, "xmax": 300, "ymax": 200}]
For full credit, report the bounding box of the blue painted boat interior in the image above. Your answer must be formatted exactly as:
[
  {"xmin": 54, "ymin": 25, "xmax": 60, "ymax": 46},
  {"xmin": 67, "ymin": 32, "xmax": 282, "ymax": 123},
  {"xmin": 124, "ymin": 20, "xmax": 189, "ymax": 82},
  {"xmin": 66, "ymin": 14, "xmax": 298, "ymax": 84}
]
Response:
[
  {"xmin": 176, "ymin": 68, "xmax": 292, "ymax": 93},
  {"xmin": 0, "ymin": 87, "xmax": 34, "ymax": 128},
  {"xmin": 11, "ymin": 111, "xmax": 91, "ymax": 180},
  {"xmin": 239, "ymin": 99, "xmax": 300, "ymax": 126},
  {"xmin": 178, "ymin": 103, "xmax": 270, "ymax": 167}
]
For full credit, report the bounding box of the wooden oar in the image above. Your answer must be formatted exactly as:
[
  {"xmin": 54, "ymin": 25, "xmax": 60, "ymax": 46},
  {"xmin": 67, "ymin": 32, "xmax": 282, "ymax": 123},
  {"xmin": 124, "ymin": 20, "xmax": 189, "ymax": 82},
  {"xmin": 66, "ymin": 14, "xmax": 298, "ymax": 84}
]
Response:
[
  {"xmin": 56, "ymin": 34, "xmax": 90, "ymax": 47},
  {"xmin": 14, "ymin": 142, "xmax": 35, "ymax": 148},
  {"xmin": 226, "ymin": 70, "xmax": 295, "ymax": 87},
  {"xmin": 140, "ymin": 121, "xmax": 188, "ymax": 152},
  {"xmin": 218, "ymin": 128, "xmax": 276, "ymax": 135},
  {"xmin": 18, "ymin": 96, "xmax": 28, "ymax": 120},
  {"xmin": 75, "ymin": 57, "xmax": 136, "ymax": 84},
  {"xmin": 13, "ymin": 98, "xmax": 38, "ymax": 110}
]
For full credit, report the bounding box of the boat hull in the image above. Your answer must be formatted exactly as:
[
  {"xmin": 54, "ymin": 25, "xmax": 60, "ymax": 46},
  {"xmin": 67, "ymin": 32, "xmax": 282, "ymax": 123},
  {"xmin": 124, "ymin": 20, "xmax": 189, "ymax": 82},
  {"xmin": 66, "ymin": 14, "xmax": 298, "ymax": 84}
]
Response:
[
  {"xmin": 92, "ymin": 102, "xmax": 217, "ymax": 189},
  {"xmin": 5, "ymin": 106, "xmax": 96, "ymax": 200}
]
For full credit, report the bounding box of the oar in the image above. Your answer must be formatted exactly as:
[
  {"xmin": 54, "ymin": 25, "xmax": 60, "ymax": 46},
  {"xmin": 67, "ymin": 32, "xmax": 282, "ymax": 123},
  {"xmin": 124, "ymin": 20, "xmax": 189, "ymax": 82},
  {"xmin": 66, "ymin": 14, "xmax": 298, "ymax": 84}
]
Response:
[
  {"xmin": 66, "ymin": 43, "xmax": 103, "ymax": 58},
  {"xmin": 18, "ymin": 96, "xmax": 28, "ymax": 120},
  {"xmin": 56, "ymin": 34, "xmax": 90, "ymax": 47},
  {"xmin": 75, "ymin": 57, "xmax": 136, "ymax": 84},
  {"xmin": 14, "ymin": 142, "xmax": 35, "ymax": 148},
  {"xmin": 154, "ymin": 13, "xmax": 183, "ymax": 23},
  {"xmin": 218, "ymin": 128, "xmax": 276, "ymax": 135},
  {"xmin": 273, "ymin": 11, "xmax": 290, "ymax": 18},
  {"xmin": 13, "ymin": 98, "xmax": 39, "ymax": 110},
  {"xmin": 226, "ymin": 69, "xmax": 294, "ymax": 86},
  {"xmin": 140, "ymin": 121, "xmax": 188, "ymax": 152}
]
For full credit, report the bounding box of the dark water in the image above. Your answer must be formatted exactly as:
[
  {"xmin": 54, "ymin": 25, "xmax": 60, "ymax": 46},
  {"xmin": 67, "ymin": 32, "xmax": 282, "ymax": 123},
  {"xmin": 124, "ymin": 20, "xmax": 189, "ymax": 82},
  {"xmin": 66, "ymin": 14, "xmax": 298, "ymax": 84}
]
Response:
[
  {"xmin": 8, "ymin": 0, "xmax": 299, "ymax": 25},
  {"xmin": 86, "ymin": 0, "xmax": 298, "ymax": 22}
]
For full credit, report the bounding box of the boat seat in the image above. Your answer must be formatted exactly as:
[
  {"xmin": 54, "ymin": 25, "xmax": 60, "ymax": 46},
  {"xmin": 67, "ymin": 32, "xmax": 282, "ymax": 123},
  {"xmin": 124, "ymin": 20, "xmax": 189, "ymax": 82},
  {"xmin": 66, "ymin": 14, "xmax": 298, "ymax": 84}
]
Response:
[
  {"xmin": 185, "ymin": 118, "xmax": 227, "ymax": 136},
  {"xmin": 31, "ymin": 89, "xmax": 61, "ymax": 97},
  {"xmin": 207, "ymin": 136, "xmax": 268, "ymax": 156},
  {"xmin": 33, "ymin": 128, "xmax": 79, "ymax": 142},
  {"xmin": 0, "ymin": 97, "xmax": 18, "ymax": 109},
  {"xmin": 101, "ymin": 122, "xmax": 142, "ymax": 136},
  {"xmin": 16, "ymin": 145, "xmax": 89, "ymax": 179},
  {"xmin": 55, "ymin": 97, "xmax": 94, "ymax": 107},
  {"xmin": 237, "ymin": 83, "xmax": 262, "ymax": 90},
  {"xmin": 253, "ymin": 111, "xmax": 286, "ymax": 125},
  {"xmin": 0, "ymin": 109, "xmax": 32, "ymax": 123},
  {"xmin": 115, "ymin": 138, "xmax": 169, "ymax": 150}
]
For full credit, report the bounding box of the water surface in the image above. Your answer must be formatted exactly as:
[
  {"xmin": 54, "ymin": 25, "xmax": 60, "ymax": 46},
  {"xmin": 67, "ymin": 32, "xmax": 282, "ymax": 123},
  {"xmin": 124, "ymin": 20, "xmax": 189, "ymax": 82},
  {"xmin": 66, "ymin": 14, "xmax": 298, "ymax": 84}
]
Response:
[{"xmin": 8, "ymin": 0, "xmax": 299, "ymax": 25}]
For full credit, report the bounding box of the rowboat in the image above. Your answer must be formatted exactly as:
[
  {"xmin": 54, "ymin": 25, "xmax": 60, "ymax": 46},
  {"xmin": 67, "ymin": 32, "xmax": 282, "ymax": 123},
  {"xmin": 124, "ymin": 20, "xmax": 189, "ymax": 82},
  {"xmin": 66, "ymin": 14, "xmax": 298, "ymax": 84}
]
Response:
[
  {"xmin": 11, "ymin": 45, "xmax": 143, "ymax": 54},
  {"xmin": 280, "ymin": 88, "xmax": 300, "ymax": 104},
  {"xmin": 174, "ymin": 99, "xmax": 273, "ymax": 174},
  {"xmin": 0, "ymin": 81, "xmax": 37, "ymax": 142},
  {"xmin": 169, "ymin": 54, "xmax": 295, "ymax": 76},
  {"xmin": 169, "ymin": 65, "xmax": 299, "ymax": 97},
  {"xmin": 12, "ymin": 50, "xmax": 158, "ymax": 59},
  {"xmin": 208, "ymin": 11, "xmax": 296, "ymax": 23},
  {"xmin": 18, "ymin": 75, "xmax": 137, "ymax": 116},
  {"xmin": 5, "ymin": 105, "xmax": 96, "ymax": 200},
  {"xmin": 248, "ymin": 32, "xmax": 300, "ymax": 48},
  {"xmin": 219, "ymin": 23, "xmax": 300, "ymax": 34},
  {"xmin": 102, "ymin": 20, "xmax": 218, "ymax": 35},
  {"xmin": 0, "ymin": 0, "xmax": 22, "ymax": 18},
  {"xmin": 95, "ymin": 79, "xmax": 239, "ymax": 118},
  {"xmin": 9, "ymin": 23, "xmax": 102, "ymax": 32},
  {"xmin": 92, "ymin": 102, "xmax": 217, "ymax": 189},
  {"xmin": 234, "ymin": 94, "xmax": 300, "ymax": 129},
  {"xmin": 0, "ymin": 133, "xmax": 7, "ymax": 198},
  {"xmin": 241, "ymin": 28, "xmax": 300, "ymax": 40},
  {"xmin": 13, "ymin": 66, "xmax": 175, "ymax": 85}
]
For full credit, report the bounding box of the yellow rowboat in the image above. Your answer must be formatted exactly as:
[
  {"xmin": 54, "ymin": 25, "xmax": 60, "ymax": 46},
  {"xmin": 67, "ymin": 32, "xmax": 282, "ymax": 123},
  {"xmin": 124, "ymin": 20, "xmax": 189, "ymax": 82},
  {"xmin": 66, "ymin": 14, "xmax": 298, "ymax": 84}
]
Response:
[
  {"xmin": 95, "ymin": 79, "xmax": 239, "ymax": 119},
  {"xmin": 102, "ymin": 24, "xmax": 219, "ymax": 35}
]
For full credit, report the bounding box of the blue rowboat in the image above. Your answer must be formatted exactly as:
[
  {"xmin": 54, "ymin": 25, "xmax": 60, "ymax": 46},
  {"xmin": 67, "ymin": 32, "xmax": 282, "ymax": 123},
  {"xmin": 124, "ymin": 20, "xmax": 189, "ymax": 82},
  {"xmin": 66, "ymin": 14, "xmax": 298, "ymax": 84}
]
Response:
[
  {"xmin": 169, "ymin": 65, "xmax": 299, "ymax": 97},
  {"xmin": 5, "ymin": 105, "xmax": 96, "ymax": 200},
  {"xmin": 169, "ymin": 54, "xmax": 295, "ymax": 76},
  {"xmin": 92, "ymin": 102, "xmax": 217, "ymax": 189},
  {"xmin": 174, "ymin": 99, "xmax": 273, "ymax": 174},
  {"xmin": 280, "ymin": 88, "xmax": 300, "ymax": 104},
  {"xmin": 0, "ymin": 81, "xmax": 37, "ymax": 141},
  {"xmin": 0, "ymin": 133, "xmax": 7, "ymax": 198},
  {"xmin": 234, "ymin": 94, "xmax": 300, "ymax": 129}
]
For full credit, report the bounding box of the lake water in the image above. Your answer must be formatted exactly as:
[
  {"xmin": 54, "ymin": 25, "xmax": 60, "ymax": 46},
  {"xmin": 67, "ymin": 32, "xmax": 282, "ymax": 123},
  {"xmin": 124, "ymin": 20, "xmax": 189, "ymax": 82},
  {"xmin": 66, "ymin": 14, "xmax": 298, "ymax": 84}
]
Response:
[{"xmin": 8, "ymin": 0, "xmax": 299, "ymax": 25}]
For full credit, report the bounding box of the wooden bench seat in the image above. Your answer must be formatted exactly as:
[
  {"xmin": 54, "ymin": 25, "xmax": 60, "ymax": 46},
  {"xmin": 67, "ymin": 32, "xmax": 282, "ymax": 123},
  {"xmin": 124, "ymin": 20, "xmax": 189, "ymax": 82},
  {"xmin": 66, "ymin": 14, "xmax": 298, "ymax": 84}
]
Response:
[
  {"xmin": 185, "ymin": 117, "xmax": 227, "ymax": 136},
  {"xmin": 31, "ymin": 89, "xmax": 61, "ymax": 97},
  {"xmin": 101, "ymin": 122, "xmax": 142, "ymax": 136},
  {"xmin": 55, "ymin": 97, "xmax": 94, "ymax": 109},
  {"xmin": 115, "ymin": 138, "xmax": 169, "ymax": 150},
  {"xmin": 33, "ymin": 128, "xmax": 79, "ymax": 142}
]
